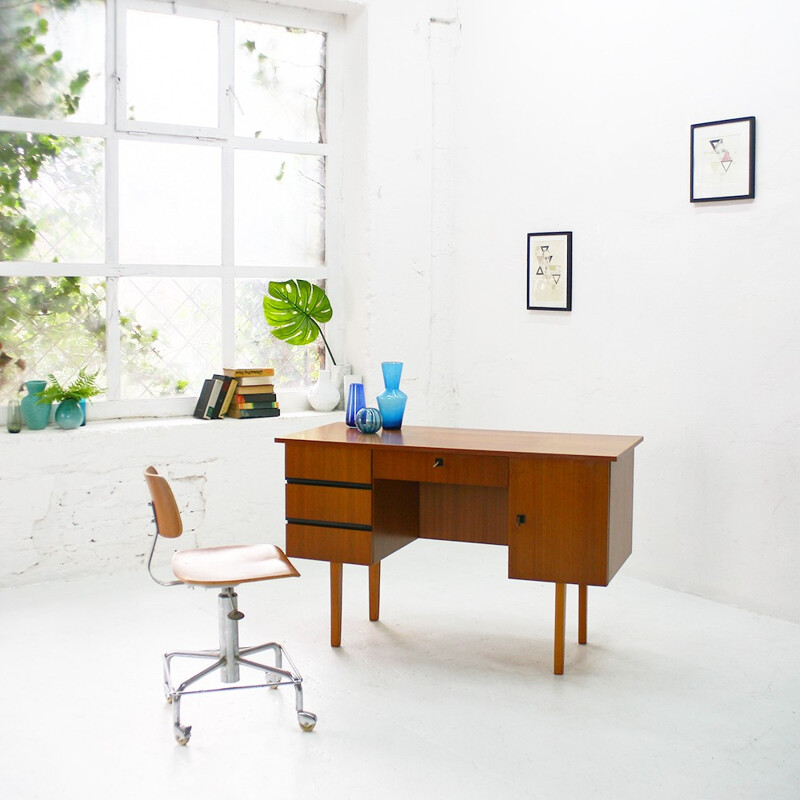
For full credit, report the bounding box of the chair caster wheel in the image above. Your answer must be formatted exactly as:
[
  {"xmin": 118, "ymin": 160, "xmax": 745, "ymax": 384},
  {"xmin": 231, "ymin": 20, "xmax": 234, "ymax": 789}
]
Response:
[
  {"xmin": 297, "ymin": 711, "xmax": 317, "ymax": 731},
  {"xmin": 174, "ymin": 724, "xmax": 191, "ymax": 745}
]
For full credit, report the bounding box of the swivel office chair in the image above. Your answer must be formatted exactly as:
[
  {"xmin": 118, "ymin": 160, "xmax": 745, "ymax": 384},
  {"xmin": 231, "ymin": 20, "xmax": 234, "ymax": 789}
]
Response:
[{"xmin": 143, "ymin": 466, "xmax": 317, "ymax": 745}]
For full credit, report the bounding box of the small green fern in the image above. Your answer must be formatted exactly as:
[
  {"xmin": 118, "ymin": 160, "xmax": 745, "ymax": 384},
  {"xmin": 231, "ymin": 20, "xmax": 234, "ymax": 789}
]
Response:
[{"xmin": 38, "ymin": 368, "xmax": 104, "ymax": 404}]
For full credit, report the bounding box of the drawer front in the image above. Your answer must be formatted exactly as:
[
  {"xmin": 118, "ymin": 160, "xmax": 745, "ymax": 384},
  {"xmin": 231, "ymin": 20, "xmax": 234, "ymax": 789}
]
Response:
[
  {"xmin": 285, "ymin": 442, "xmax": 372, "ymax": 484},
  {"xmin": 286, "ymin": 483, "xmax": 372, "ymax": 527},
  {"xmin": 286, "ymin": 523, "xmax": 373, "ymax": 565},
  {"xmin": 373, "ymin": 449, "xmax": 508, "ymax": 487}
]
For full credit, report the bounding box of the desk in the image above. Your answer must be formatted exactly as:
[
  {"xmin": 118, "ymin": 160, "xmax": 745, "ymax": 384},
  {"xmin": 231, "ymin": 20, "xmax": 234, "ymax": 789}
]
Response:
[{"xmin": 276, "ymin": 423, "xmax": 643, "ymax": 674}]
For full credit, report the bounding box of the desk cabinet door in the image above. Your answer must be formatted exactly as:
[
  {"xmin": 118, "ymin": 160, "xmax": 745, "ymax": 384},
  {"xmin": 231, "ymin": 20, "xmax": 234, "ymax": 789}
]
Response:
[{"xmin": 508, "ymin": 457, "xmax": 611, "ymax": 586}]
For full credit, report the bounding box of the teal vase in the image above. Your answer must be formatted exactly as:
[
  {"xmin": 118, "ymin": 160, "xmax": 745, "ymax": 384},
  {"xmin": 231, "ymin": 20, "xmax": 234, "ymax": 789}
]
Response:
[
  {"xmin": 376, "ymin": 361, "xmax": 407, "ymax": 430},
  {"xmin": 20, "ymin": 380, "xmax": 51, "ymax": 430},
  {"xmin": 55, "ymin": 399, "xmax": 84, "ymax": 430}
]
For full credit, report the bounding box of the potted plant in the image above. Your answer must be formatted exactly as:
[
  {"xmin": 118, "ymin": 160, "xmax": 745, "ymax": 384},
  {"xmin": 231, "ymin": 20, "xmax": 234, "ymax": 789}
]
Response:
[
  {"xmin": 263, "ymin": 279, "xmax": 343, "ymax": 411},
  {"xmin": 38, "ymin": 367, "xmax": 103, "ymax": 429}
]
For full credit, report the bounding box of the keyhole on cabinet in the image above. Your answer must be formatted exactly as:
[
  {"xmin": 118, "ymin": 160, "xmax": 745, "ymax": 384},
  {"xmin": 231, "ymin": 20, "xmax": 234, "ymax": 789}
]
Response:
[
  {"xmin": 433, "ymin": 457, "xmax": 444, "ymax": 467},
  {"xmin": 516, "ymin": 514, "xmax": 527, "ymax": 526}
]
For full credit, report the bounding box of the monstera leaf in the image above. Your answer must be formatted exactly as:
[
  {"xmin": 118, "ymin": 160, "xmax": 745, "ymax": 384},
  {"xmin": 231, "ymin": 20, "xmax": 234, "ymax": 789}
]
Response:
[{"xmin": 263, "ymin": 279, "xmax": 336, "ymax": 365}]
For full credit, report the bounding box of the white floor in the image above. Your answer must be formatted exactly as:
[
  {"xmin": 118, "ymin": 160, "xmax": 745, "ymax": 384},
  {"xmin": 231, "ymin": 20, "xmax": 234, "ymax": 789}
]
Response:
[{"xmin": 1, "ymin": 540, "xmax": 799, "ymax": 800}]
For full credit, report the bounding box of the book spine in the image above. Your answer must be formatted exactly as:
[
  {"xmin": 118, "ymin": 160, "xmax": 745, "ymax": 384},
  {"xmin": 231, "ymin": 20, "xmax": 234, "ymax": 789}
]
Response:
[
  {"xmin": 233, "ymin": 392, "xmax": 276, "ymax": 404},
  {"xmin": 223, "ymin": 368, "xmax": 275, "ymax": 377},
  {"xmin": 235, "ymin": 401, "xmax": 279, "ymax": 410},
  {"xmin": 228, "ymin": 407, "xmax": 281, "ymax": 419},
  {"xmin": 192, "ymin": 379, "xmax": 214, "ymax": 419}
]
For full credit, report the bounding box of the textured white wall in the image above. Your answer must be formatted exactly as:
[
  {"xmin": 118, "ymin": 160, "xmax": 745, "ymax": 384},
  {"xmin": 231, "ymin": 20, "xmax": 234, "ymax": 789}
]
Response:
[
  {"xmin": 447, "ymin": 0, "xmax": 800, "ymax": 622},
  {"xmin": 0, "ymin": 413, "xmax": 338, "ymax": 586}
]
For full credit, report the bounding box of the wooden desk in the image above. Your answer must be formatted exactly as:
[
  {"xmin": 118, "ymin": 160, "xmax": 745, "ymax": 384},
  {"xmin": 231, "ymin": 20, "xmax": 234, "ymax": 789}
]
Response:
[{"xmin": 276, "ymin": 423, "xmax": 643, "ymax": 674}]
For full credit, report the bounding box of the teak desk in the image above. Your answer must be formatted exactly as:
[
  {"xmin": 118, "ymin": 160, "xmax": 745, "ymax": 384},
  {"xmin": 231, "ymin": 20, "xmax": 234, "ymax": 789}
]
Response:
[{"xmin": 276, "ymin": 423, "xmax": 643, "ymax": 674}]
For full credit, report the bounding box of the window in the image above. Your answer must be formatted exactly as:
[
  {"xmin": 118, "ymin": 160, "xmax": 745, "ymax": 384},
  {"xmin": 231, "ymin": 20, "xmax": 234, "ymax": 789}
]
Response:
[{"xmin": 0, "ymin": 0, "xmax": 342, "ymax": 416}]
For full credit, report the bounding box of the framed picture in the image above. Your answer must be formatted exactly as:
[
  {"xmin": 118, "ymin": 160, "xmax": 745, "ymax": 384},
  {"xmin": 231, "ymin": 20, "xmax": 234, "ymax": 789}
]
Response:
[
  {"xmin": 527, "ymin": 231, "xmax": 572, "ymax": 311},
  {"xmin": 690, "ymin": 116, "xmax": 755, "ymax": 202}
]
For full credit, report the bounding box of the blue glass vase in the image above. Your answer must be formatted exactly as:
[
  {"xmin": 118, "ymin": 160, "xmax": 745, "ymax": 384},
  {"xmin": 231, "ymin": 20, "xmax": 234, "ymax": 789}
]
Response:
[
  {"xmin": 20, "ymin": 380, "xmax": 51, "ymax": 430},
  {"xmin": 376, "ymin": 361, "xmax": 407, "ymax": 430},
  {"xmin": 55, "ymin": 399, "xmax": 84, "ymax": 430},
  {"xmin": 345, "ymin": 382, "xmax": 366, "ymax": 427}
]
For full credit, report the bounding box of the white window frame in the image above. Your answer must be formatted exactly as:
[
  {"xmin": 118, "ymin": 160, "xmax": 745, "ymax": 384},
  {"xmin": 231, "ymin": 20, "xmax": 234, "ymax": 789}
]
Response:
[{"xmin": 0, "ymin": 0, "xmax": 344, "ymax": 420}]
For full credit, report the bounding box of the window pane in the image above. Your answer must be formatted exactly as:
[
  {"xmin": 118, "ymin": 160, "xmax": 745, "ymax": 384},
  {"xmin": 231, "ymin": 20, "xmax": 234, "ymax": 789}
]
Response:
[
  {"xmin": 235, "ymin": 151, "xmax": 325, "ymax": 267},
  {"xmin": 235, "ymin": 21, "xmax": 326, "ymax": 142},
  {"xmin": 119, "ymin": 276, "xmax": 220, "ymax": 399},
  {"xmin": 119, "ymin": 141, "xmax": 221, "ymax": 265},
  {"xmin": 0, "ymin": 0, "xmax": 105, "ymax": 124},
  {"xmin": 0, "ymin": 133, "xmax": 104, "ymax": 263},
  {"xmin": 125, "ymin": 9, "xmax": 219, "ymax": 128},
  {"xmin": 0, "ymin": 276, "xmax": 105, "ymax": 403},
  {"xmin": 234, "ymin": 278, "xmax": 322, "ymax": 388}
]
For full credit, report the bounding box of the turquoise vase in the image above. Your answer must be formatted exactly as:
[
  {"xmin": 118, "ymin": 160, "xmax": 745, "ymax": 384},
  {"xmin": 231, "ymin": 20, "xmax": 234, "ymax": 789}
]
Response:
[
  {"xmin": 55, "ymin": 399, "xmax": 84, "ymax": 430},
  {"xmin": 376, "ymin": 361, "xmax": 407, "ymax": 430},
  {"xmin": 20, "ymin": 380, "xmax": 51, "ymax": 430}
]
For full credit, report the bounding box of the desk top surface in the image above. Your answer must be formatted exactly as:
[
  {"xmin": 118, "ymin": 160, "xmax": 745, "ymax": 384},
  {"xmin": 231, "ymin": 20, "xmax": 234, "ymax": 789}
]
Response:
[{"xmin": 276, "ymin": 423, "xmax": 643, "ymax": 461}]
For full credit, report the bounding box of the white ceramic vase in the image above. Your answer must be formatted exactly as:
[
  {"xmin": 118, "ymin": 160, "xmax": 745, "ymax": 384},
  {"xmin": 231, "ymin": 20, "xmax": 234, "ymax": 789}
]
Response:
[{"xmin": 308, "ymin": 369, "xmax": 340, "ymax": 412}]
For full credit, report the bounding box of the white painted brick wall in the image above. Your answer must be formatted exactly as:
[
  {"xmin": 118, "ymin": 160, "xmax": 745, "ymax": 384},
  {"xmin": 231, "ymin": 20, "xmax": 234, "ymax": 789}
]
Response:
[{"xmin": 0, "ymin": 412, "xmax": 340, "ymax": 587}]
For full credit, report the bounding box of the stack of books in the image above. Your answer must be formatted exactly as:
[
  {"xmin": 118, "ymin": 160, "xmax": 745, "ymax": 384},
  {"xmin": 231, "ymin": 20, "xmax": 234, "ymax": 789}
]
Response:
[
  {"xmin": 192, "ymin": 367, "xmax": 279, "ymax": 420},
  {"xmin": 222, "ymin": 367, "xmax": 280, "ymax": 419}
]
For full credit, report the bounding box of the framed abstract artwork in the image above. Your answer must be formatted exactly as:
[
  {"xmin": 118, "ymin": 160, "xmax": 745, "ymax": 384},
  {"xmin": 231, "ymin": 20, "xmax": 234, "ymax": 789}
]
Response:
[
  {"xmin": 527, "ymin": 231, "xmax": 572, "ymax": 311},
  {"xmin": 690, "ymin": 116, "xmax": 755, "ymax": 202}
]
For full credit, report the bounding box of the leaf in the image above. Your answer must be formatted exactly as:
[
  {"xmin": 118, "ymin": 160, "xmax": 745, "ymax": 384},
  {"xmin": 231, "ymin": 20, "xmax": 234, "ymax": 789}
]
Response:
[{"xmin": 263, "ymin": 279, "xmax": 334, "ymax": 361}]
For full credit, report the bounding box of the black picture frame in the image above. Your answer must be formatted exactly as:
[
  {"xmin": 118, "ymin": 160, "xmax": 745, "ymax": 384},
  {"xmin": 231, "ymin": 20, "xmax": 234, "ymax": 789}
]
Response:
[
  {"xmin": 527, "ymin": 231, "xmax": 572, "ymax": 311},
  {"xmin": 690, "ymin": 116, "xmax": 755, "ymax": 202}
]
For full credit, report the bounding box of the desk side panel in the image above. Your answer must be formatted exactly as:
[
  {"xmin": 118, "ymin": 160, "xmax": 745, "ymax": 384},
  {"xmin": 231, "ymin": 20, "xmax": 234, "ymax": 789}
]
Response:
[
  {"xmin": 372, "ymin": 479, "xmax": 420, "ymax": 560},
  {"xmin": 607, "ymin": 447, "xmax": 635, "ymax": 581},
  {"xmin": 508, "ymin": 457, "xmax": 610, "ymax": 586}
]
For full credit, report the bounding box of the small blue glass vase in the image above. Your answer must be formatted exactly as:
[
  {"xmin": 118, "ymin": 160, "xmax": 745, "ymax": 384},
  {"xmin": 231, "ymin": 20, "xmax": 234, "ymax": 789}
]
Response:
[
  {"xmin": 345, "ymin": 381, "xmax": 366, "ymax": 427},
  {"xmin": 55, "ymin": 399, "xmax": 84, "ymax": 430},
  {"xmin": 376, "ymin": 361, "xmax": 407, "ymax": 430},
  {"xmin": 355, "ymin": 407, "xmax": 382, "ymax": 434}
]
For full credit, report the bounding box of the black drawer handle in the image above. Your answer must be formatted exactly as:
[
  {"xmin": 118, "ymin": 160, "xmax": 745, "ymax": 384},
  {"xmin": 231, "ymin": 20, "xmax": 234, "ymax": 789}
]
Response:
[{"xmin": 433, "ymin": 457, "xmax": 445, "ymax": 467}]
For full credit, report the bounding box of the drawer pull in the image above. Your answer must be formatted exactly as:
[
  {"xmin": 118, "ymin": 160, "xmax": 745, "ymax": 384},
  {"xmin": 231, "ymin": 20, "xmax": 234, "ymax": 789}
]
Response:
[
  {"xmin": 516, "ymin": 514, "xmax": 527, "ymax": 526},
  {"xmin": 433, "ymin": 457, "xmax": 445, "ymax": 468}
]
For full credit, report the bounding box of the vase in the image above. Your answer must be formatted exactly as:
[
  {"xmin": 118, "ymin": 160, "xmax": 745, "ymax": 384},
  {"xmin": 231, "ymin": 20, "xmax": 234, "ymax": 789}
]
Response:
[
  {"xmin": 331, "ymin": 364, "xmax": 351, "ymax": 411},
  {"xmin": 20, "ymin": 380, "xmax": 51, "ymax": 430},
  {"xmin": 345, "ymin": 381, "xmax": 366, "ymax": 427},
  {"xmin": 308, "ymin": 369, "xmax": 340, "ymax": 412},
  {"xmin": 6, "ymin": 400, "xmax": 22, "ymax": 433},
  {"xmin": 55, "ymin": 399, "xmax": 84, "ymax": 430},
  {"xmin": 355, "ymin": 407, "xmax": 382, "ymax": 434},
  {"xmin": 376, "ymin": 361, "xmax": 407, "ymax": 430}
]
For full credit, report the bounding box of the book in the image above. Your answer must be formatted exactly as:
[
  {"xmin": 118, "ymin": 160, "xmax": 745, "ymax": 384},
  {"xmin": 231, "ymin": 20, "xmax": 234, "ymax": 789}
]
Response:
[
  {"xmin": 223, "ymin": 367, "xmax": 275, "ymax": 378},
  {"xmin": 192, "ymin": 377, "xmax": 222, "ymax": 420},
  {"xmin": 236, "ymin": 375, "xmax": 277, "ymax": 387},
  {"xmin": 210, "ymin": 374, "xmax": 238, "ymax": 418},
  {"xmin": 234, "ymin": 400, "xmax": 279, "ymax": 410},
  {"xmin": 226, "ymin": 406, "xmax": 281, "ymax": 419},
  {"xmin": 235, "ymin": 383, "xmax": 275, "ymax": 395},
  {"xmin": 192, "ymin": 379, "xmax": 214, "ymax": 419},
  {"xmin": 233, "ymin": 392, "xmax": 276, "ymax": 405}
]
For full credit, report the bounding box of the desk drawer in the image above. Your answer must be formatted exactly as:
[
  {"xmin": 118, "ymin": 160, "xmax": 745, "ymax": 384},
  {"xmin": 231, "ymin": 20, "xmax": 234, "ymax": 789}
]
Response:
[
  {"xmin": 286, "ymin": 483, "xmax": 372, "ymax": 527},
  {"xmin": 285, "ymin": 443, "xmax": 372, "ymax": 484},
  {"xmin": 373, "ymin": 449, "xmax": 508, "ymax": 487},
  {"xmin": 286, "ymin": 523, "xmax": 373, "ymax": 565}
]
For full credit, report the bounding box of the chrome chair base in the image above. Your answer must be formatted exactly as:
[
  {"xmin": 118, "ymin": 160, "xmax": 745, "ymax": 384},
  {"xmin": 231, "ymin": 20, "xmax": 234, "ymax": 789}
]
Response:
[{"xmin": 163, "ymin": 587, "xmax": 316, "ymax": 745}]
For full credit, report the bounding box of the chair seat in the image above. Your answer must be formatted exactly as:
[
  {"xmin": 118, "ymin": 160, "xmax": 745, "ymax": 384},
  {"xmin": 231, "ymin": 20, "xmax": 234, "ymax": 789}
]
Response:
[{"xmin": 172, "ymin": 543, "xmax": 300, "ymax": 587}]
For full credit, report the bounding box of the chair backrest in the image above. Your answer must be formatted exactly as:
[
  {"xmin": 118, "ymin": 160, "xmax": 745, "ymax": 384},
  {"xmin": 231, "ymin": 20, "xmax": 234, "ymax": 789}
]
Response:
[{"xmin": 144, "ymin": 466, "xmax": 183, "ymax": 539}]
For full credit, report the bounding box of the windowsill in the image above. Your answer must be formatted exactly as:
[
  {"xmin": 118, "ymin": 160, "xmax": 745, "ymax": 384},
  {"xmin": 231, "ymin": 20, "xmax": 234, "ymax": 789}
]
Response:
[{"xmin": 3, "ymin": 409, "xmax": 343, "ymax": 437}]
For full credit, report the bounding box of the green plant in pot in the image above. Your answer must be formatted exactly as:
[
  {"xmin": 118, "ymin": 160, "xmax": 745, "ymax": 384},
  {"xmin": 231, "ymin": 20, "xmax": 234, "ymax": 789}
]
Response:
[
  {"xmin": 38, "ymin": 367, "xmax": 104, "ymax": 429},
  {"xmin": 263, "ymin": 279, "xmax": 341, "ymax": 411}
]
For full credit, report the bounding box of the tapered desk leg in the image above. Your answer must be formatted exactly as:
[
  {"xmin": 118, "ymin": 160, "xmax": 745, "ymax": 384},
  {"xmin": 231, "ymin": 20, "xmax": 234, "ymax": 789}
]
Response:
[
  {"xmin": 554, "ymin": 582, "xmax": 566, "ymax": 675},
  {"xmin": 369, "ymin": 562, "xmax": 381, "ymax": 621},
  {"xmin": 330, "ymin": 562, "xmax": 343, "ymax": 647},
  {"xmin": 578, "ymin": 584, "xmax": 588, "ymax": 645}
]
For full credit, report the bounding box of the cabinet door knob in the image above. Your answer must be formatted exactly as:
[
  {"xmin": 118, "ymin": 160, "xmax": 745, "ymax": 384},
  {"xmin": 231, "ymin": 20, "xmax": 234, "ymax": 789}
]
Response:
[
  {"xmin": 516, "ymin": 514, "xmax": 527, "ymax": 526},
  {"xmin": 433, "ymin": 457, "xmax": 444, "ymax": 467}
]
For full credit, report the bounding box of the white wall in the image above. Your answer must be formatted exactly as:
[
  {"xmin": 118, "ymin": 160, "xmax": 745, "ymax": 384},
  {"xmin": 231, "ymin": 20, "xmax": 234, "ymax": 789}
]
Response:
[
  {"xmin": 447, "ymin": 0, "xmax": 800, "ymax": 622},
  {"xmin": 3, "ymin": 0, "xmax": 798, "ymax": 626}
]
